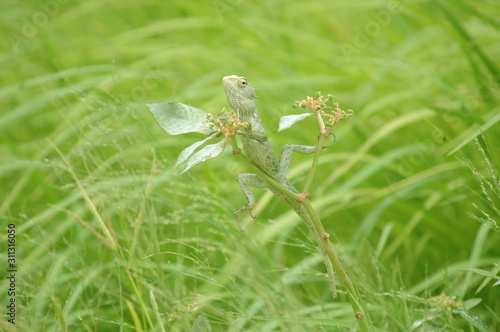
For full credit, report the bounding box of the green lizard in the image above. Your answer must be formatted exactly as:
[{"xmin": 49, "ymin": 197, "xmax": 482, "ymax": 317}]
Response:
[
  {"xmin": 222, "ymin": 75, "xmax": 317, "ymax": 218},
  {"xmin": 222, "ymin": 75, "xmax": 336, "ymax": 294}
]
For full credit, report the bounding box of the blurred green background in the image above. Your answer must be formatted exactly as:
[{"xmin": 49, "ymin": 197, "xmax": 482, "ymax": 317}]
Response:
[{"xmin": 1, "ymin": 0, "xmax": 499, "ymax": 331}]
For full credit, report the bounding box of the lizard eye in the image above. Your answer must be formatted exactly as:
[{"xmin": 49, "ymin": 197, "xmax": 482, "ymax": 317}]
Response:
[{"xmin": 238, "ymin": 78, "xmax": 247, "ymax": 88}]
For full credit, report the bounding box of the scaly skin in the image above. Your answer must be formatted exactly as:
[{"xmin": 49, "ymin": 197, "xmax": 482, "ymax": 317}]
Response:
[
  {"xmin": 222, "ymin": 75, "xmax": 278, "ymax": 177},
  {"xmin": 222, "ymin": 75, "xmax": 316, "ymax": 211},
  {"xmin": 222, "ymin": 75, "xmax": 337, "ymax": 298},
  {"xmin": 221, "ymin": 75, "xmax": 330, "ymax": 258}
]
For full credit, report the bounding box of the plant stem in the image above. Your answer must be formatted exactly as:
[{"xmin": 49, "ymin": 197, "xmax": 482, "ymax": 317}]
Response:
[
  {"xmin": 229, "ymin": 138, "xmax": 301, "ymax": 201},
  {"xmin": 301, "ymin": 123, "xmax": 371, "ymax": 330},
  {"xmin": 229, "ymin": 136, "xmax": 372, "ymax": 331},
  {"xmin": 302, "ymin": 199, "xmax": 371, "ymax": 331},
  {"xmin": 302, "ymin": 131, "xmax": 328, "ymax": 195}
]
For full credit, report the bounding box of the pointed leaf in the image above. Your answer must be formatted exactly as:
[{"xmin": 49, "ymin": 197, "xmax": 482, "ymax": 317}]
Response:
[
  {"xmin": 175, "ymin": 133, "xmax": 219, "ymax": 167},
  {"xmin": 463, "ymin": 298, "xmax": 482, "ymax": 310},
  {"xmin": 462, "ymin": 268, "xmax": 500, "ymax": 281},
  {"xmin": 181, "ymin": 140, "xmax": 227, "ymax": 174},
  {"xmin": 410, "ymin": 316, "xmax": 439, "ymax": 330},
  {"xmin": 457, "ymin": 309, "xmax": 488, "ymax": 332},
  {"xmin": 146, "ymin": 101, "xmax": 213, "ymax": 135},
  {"xmin": 278, "ymin": 113, "xmax": 313, "ymax": 132},
  {"xmin": 447, "ymin": 111, "xmax": 500, "ymax": 156}
]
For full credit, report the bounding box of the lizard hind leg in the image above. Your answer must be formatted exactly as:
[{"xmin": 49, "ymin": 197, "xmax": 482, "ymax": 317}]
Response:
[{"xmin": 234, "ymin": 173, "xmax": 267, "ymax": 230}]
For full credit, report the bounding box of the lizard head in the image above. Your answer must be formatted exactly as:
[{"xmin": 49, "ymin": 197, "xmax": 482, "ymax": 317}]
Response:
[{"xmin": 222, "ymin": 75, "xmax": 257, "ymax": 115}]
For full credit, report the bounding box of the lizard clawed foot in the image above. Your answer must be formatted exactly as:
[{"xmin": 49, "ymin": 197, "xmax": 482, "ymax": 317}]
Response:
[
  {"xmin": 322, "ymin": 132, "xmax": 336, "ymax": 149},
  {"xmin": 234, "ymin": 204, "xmax": 256, "ymax": 232}
]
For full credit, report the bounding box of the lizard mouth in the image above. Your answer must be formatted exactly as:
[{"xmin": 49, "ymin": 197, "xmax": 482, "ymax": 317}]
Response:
[
  {"xmin": 222, "ymin": 75, "xmax": 257, "ymax": 113},
  {"xmin": 222, "ymin": 75, "xmax": 240, "ymax": 88}
]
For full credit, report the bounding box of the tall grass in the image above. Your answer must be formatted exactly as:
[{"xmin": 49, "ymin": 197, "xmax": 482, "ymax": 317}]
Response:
[{"xmin": 1, "ymin": 0, "xmax": 499, "ymax": 330}]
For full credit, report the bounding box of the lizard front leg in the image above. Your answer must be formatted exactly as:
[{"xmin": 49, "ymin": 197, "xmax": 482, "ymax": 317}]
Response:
[
  {"xmin": 235, "ymin": 173, "xmax": 267, "ymax": 213},
  {"xmin": 234, "ymin": 173, "xmax": 268, "ymax": 229},
  {"xmin": 276, "ymin": 144, "xmax": 317, "ymax": 181}
]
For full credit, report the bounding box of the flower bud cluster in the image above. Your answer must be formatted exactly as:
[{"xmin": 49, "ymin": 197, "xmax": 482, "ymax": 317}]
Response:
[
  {"xmin": 205, "ymin": 108, "xmax": 249, "ymax": 138},
  {"xmin": 428, "ymin": 294, "xmax": 462, "ymax": 312},
  {"xmin": 295, "ymin": 92, "xmax": 353, "ymax": 127}
]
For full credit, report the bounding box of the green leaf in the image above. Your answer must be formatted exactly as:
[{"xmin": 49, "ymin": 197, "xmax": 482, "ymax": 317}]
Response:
[
  {"xmin": 410, "ymin": 316, "xmax": 440, "ymax": 330},
  {"xmin": 175, "ymin": 133, "xmax": 219, "ymax": 167},
  {"xmin": 124, "ymin": 299, "xmax": 143, "ymax": 332},
  {"xmin": 146, "ymin": 101, "xmax": 214, "ymax": 135},
  {"xmin": 278, "ymin": 113, "xmax": 313, "ymax": 132},
  {"xmin": 463, "ymin": 298, "xmax": 482, "ymax": 310},
  {"xmin": 461, "ymin": 268, "xmax": 500, "ymax": 281},
  {"xmin": 457, "ymin": 309, "xmax": 488, "ymax": 332},
  {"xmin": 181, "ymin": 139, "xmax": 227, "ymax": 174},
  {"xmin": 447, "ymin": 111, "xmax": 500, "ymax": 156}
]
